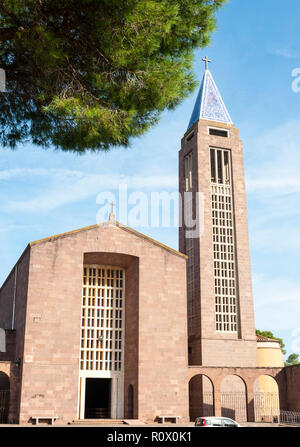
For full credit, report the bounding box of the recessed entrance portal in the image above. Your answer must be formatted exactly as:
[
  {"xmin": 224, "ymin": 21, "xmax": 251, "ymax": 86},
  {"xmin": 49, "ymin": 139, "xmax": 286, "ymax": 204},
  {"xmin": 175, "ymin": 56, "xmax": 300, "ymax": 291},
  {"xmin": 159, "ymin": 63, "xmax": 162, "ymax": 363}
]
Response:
[
  {"xmin": 85, "ymin": 378, "xmax": 111, "ymax": 419},
  {"xmin": 79, "ymin": 265, "xmax": 126, "ymax": 419}
]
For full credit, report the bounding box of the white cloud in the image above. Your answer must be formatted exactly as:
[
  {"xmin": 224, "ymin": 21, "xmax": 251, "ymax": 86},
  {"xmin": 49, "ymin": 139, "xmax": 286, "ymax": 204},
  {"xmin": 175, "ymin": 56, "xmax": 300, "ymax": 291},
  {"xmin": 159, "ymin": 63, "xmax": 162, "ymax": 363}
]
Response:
[
  {"xmin": 0, "ymin": 224, "xmax": 38, "ymax": 233},
  {"xmin": 246, "ymin": 177, "xmax": 300, "ymax": 194},
  {"xmin": 253, "ymin": 273, "xmax": 300, "ymax": 338},
  {"xmin": 250, "ymin": 225, "xmax": 300, "ymax": 253},
  {"xmin": 0, "ymin": 167, "xmax": 83, "ymax": 180},
  {"xmin": 270, "ymin": 48, "xmax": 300, "ymax": 59},
  {"xmin": 2, "ymin": 168, "xmax": 177, "ymax": 213},
  {"xmin": 246, "ymin": 119, "xmax": 300, "ymax": 351},
  {"xmin": 246, "ymin": 121, "xmax": 300, "ymax": 184},
  {"xmin": 244, "ymin": 118, "xmax": 300, "ymax": 251}
]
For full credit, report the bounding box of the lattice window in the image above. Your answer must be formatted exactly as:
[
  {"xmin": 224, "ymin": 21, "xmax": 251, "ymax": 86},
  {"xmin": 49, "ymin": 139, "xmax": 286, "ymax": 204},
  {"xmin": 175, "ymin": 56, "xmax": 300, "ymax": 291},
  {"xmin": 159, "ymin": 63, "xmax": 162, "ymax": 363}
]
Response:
[
  {"xmin": 80, "ymin": 266, "xmax": 125, "ymax": 371},
  {"xmin": 185, "ymin": 152, "xmax": 195, "ymax": 336},
  {"xmin": 210, "ymin": 148, "xmax": 239, "ymax": 332}
]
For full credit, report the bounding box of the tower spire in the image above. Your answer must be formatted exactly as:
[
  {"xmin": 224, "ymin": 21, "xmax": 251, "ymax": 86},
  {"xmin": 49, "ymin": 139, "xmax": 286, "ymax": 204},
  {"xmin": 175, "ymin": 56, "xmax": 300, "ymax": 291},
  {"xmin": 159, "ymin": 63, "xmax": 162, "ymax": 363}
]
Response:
[{"xmin": 187, "ymin": 59, "xmax": 232, "ymax": 130}]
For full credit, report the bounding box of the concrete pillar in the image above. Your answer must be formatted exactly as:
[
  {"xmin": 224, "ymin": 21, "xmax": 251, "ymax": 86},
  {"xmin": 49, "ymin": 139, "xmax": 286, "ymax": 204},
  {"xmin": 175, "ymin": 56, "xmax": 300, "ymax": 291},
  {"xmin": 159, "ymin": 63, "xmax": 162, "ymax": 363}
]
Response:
[
  {"xmin": 246, "ymin": 380, "xmax": 255, "ymax": 422},
  {"xmin": 214, "ymin": 382, "xmax": 222, "ymax": 417}
]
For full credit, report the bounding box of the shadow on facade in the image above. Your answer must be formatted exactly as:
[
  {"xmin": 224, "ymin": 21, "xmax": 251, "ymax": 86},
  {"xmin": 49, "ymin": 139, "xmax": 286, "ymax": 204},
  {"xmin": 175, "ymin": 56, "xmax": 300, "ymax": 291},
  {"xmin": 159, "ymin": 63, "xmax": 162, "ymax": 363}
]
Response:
[
  {"xmin": 0, "ymin": 372, "xmax": 10, "ymax": 424},
  {"xmin": 189, "ymin": 374, "xmax": 214, "ymax": 421}
]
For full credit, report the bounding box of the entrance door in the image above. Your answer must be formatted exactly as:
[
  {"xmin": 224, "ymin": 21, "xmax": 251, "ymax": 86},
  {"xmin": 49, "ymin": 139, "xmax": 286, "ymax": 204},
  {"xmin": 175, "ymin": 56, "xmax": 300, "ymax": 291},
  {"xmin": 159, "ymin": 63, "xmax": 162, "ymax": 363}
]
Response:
[
  {"xmin": 0, "ymin": 372, "xmax": 10, "ymax": 424},
  {"xmin": 127, "ymin": 385, "xmax": 134, "ymax": 419},
  {"xmin": 0, "ymin": 390, "xmax": 9, "ymax": 423},
  {"xmin": 84, "ymin": 378, "xmax": 111, "ymax": 419}
]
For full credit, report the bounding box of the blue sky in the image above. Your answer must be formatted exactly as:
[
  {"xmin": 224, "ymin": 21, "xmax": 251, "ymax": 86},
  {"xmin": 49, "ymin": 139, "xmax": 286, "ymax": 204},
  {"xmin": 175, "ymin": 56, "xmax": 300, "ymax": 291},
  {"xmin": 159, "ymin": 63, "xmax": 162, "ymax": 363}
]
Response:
[{"xmin": 1, "ymin": 0, "xmax": 300, "ymax": 359}]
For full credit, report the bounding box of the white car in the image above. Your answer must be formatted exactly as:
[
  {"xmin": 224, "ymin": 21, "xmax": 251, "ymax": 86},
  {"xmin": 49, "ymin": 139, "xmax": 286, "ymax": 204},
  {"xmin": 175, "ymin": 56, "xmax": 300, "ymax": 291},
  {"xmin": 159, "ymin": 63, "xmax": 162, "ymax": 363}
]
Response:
[{"xmin": 195, "ymin": 417, "xmax": 243, "ymax": 427}]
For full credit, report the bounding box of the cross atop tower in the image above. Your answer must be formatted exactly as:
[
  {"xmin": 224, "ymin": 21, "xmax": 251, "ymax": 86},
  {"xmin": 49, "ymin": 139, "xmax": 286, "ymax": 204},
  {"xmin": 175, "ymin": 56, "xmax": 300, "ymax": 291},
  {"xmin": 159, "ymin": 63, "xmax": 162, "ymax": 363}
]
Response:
[{"xmin": 202, "ymin": 56, "xmax": 212, "ymax": 71}]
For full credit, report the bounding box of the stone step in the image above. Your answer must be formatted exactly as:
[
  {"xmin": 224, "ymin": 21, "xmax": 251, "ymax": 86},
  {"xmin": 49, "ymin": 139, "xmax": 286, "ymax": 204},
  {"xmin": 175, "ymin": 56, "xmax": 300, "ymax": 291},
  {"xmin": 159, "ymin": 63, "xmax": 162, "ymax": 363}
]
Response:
[
  {"xmin": 123, "ymin": 419, "xmax": 146, "ymax": 425},
  {"xmin": 69, "ymin": 419, "xmax": 126, "ymax": 425}
]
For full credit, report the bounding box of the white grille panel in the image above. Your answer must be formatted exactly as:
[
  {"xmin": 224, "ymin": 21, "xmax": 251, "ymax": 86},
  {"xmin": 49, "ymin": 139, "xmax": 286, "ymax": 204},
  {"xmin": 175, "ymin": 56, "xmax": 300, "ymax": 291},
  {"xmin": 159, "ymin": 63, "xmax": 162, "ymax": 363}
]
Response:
[
  {"xmin": 80, "ymin": 266, "xmax": 125, "ymax": 371},
  {"xmin": 210, "ymin": 147, "xmax": 239, "ymax": 333}
]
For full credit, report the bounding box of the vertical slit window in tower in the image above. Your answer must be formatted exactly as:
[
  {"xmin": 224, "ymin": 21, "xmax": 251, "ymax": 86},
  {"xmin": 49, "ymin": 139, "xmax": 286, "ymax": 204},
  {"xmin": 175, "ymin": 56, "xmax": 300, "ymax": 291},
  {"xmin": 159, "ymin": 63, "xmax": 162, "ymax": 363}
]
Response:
[
  {"xmin": 217, "ymin": 150, "xmax": 223, "ymax": 184},
  {"xmin": 210, "ymin": 149, "xmax": 238, "ymax": 333},
  {"xmin": 185, "ymin": 152, "xmax": 193, "ymax": 192},
  {"xmin": 224, "ymin": 151, "xmax": 230, "ymax": 184},
  {"xmin": 210, "ymin": 149, "xmax": 216, "ymax": 183},
  {"xmin": 184, "ymin": 152, "xmax": 195, "ymax": 336}
]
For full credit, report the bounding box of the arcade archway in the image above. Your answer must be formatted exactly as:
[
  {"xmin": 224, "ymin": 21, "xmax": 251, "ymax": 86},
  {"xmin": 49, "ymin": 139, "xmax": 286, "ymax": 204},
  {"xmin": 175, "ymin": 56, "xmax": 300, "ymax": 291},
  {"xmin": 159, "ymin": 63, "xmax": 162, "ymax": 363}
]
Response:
[
  {"xmin": 189, "ymin": 374, "xmax": 214, "ymax": 421},
  {"xmin": 220, "ymin": 375, "xmax": 247, "ymax": 422},
  {"xmin": 254, "ymin": 375, "xmax": 280, "ymax": 422}
]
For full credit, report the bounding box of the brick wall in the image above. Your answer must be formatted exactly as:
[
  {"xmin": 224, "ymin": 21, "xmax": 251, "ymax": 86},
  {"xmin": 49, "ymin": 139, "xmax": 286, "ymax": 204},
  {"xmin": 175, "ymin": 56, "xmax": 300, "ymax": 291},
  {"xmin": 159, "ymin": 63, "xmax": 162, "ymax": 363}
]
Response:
[
  {"xmin": 277, "ymin": 365, "xmax": 300, "ymax": 412},
  {"xmin": 14, "ymin": 223, "xmax": 189, "ymax": 424},
  {"xmin": 0, "ymin": 248, "xmax": 30, "ymax": 423}
]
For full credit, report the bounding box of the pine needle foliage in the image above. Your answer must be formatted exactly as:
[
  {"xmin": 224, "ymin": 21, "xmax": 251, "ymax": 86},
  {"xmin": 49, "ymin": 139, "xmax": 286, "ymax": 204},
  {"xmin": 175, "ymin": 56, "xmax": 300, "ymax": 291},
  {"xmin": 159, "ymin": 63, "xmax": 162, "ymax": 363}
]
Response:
[{"xmin": 0, "ymin": 0, "xmax": 226, "ymax": 152}]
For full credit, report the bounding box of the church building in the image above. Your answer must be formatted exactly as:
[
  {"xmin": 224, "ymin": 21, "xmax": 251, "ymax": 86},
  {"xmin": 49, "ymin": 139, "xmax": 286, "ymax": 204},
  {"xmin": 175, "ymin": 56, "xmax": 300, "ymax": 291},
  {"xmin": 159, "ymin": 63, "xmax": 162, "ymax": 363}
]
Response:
[{"xmin": 0, "ymin": 60, "xmax": 299, "ymax": 425}]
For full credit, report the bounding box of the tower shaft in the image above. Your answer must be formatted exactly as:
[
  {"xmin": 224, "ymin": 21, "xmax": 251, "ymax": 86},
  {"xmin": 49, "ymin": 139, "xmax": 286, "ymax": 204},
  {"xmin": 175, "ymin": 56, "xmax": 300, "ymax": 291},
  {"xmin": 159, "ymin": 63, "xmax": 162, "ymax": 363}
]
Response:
[{"xmin": 179, "ymin": 67, "xmax": 257, "ymax": 367}]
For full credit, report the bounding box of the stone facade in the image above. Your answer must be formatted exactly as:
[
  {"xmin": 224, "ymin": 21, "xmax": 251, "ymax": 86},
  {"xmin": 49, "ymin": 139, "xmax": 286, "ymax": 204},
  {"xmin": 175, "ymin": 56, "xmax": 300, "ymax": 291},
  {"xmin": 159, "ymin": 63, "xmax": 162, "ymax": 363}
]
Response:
[
  {"xmin": 277, "ymin": 365, "xmax": 300, "ymax": 412},
  {"xmin": 0, "ymin": 222, "xmax": 189, "ymax": 424},
  {"xmin": 1, "ymin": 65, "xmax": 299, "ymax": 425}
]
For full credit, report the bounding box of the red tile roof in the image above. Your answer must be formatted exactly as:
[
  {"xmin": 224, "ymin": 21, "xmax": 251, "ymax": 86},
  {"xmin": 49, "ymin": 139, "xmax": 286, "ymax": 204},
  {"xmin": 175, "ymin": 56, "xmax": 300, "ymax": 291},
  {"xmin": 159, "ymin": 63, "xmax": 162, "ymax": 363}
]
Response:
[{"xmin": 256, "ymin": 334, "xmax": 280, "ymax": 343}]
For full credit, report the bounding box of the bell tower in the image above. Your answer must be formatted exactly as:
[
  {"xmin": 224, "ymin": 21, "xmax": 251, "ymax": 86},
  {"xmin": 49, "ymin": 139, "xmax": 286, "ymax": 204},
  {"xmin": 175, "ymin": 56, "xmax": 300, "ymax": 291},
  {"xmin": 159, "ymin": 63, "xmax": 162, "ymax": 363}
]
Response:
[{"xmin": 179, "ymin": 58, "xmax": 257, "ymax": 367}]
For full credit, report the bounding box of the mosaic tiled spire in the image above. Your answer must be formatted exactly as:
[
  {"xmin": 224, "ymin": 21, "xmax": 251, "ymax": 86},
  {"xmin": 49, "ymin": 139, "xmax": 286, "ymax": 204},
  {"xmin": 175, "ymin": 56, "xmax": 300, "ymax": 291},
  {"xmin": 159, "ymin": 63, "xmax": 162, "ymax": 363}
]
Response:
[{"xmin": 187, "ymin": 64, "xmax": 233, "ymax": 130}]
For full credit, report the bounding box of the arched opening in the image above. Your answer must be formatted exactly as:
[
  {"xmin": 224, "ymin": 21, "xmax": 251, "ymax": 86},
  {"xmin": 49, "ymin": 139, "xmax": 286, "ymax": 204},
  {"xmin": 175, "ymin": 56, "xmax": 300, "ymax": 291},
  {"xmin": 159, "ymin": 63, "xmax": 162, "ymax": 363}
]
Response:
[
  {"xmin": 254, "ymin": 375, "xmax": 280, "ymax": 422},
  {"xmin": 127, "ymin": 385, "xmax": 134, "ymax": 419},
  {"xmin": 0, "ymin": 372, "xmax": 10, "ymax": 424},
  {"xmin": 220, "ymin": 375, "xmax": 247, "ymax": 422},
  {"xmin": 189, "ymin": 374, "xmax": 214, "ymax": 422}
]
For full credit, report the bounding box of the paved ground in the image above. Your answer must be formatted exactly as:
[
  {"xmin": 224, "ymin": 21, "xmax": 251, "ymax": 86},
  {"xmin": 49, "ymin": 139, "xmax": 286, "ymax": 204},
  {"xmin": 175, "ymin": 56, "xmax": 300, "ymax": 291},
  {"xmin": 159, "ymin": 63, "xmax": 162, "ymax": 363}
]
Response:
[{"xmin": 0, "ymin": 421, "xmax": 293, "ymax": 428}]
